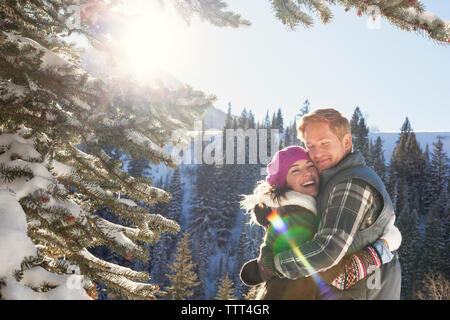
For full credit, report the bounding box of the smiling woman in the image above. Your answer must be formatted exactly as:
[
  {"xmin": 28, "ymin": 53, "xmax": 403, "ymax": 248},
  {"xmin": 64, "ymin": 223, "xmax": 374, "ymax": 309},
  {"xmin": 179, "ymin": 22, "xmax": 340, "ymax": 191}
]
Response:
[{"xmin": 113, "ymin": 0, "xmax": 193, "ymax": 80}]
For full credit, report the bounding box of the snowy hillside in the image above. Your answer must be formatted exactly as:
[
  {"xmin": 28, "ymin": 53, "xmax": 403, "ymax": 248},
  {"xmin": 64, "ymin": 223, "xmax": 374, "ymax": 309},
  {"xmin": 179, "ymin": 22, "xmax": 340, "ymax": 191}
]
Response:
[{"xmin": 202, "ymin": 106, "xmax": 227, "ymax": 130}]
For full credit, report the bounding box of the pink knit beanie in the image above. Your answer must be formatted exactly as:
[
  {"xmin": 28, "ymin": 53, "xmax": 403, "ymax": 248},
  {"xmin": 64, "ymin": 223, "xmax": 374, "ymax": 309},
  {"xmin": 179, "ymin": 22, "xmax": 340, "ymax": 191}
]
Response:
[{"xmin": 266, "ymin": 146, "xmax": 311, "ymax": 187}]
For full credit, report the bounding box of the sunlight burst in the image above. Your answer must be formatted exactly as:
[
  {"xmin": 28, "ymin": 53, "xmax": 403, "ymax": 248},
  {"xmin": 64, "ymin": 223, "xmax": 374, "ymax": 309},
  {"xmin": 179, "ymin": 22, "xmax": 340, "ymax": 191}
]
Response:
[{"xmin": 115, "ymin": 0, "xmax": 193, "ymax": 80}]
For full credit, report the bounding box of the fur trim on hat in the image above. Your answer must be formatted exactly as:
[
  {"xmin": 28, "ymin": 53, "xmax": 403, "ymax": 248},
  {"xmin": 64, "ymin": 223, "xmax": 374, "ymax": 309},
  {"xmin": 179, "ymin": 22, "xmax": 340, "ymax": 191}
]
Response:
[{"xmin": 240, "ymin": 181, "xmax": 317, "ymax": 216}]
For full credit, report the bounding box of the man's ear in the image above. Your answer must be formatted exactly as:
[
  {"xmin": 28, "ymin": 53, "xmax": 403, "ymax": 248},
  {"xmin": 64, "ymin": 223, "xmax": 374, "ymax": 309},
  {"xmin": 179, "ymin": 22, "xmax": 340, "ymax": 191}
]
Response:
[{"xmin": 343, "ymin": 133, "xmax": 352, "ymax": 151}]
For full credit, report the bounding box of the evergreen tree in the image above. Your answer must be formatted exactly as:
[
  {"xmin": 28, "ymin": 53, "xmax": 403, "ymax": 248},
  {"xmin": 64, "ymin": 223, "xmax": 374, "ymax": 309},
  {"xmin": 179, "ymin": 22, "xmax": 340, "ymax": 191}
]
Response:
[
  {"xmin": 370, "ymin": 137, "xmax": 387, "ymax": 183},
  {"xmin": 188, "ymin": 163, "xmax": 218, "ymax": 299},
  {"xmin": 397, "ymin": 189, "xmax": 422, "ymax": 300},
  {"xmin": 0, "ymin": 0, "xmax": 245, "ymax": 300},
  {"xmin": 429, "ymin": 137, "xmax": 449, "ymax": 205},
  {"xmin": 406, "ymin": 132, "xmax": 426, "ymax": 211},
  {"xmin": 284, "ymin": 119, "xmax": 299, "ymax": 148},
  {"xmin": 294, "ymin": 99, "xmax": 311, "ymax": 147},
  {"xmin": 274, "ymin": 108, "xmax": 284, "ymax": 148},
  {"xmin": 419, "ymin": 168, "xmax": 449, "ymax": 287},
  {"xmin": 263, "ymin": 110, "xmax": 271, "ymax": 129},
  {"xmin": 271, "ymin": 111, "xmax": 277, "ymax": 130},
  {"xmin": 164, "ymin": 232, "xmax": 200, "ymax": 300},
  {"xmin": 128, "ymin": 157, "xmax": 152, "ymax": 178},
  {"xmin": 388, "ymin": 118, "xmax": 425, "ymax": 213},
  {"xmin": 292, "ymin": 117, "xmax": 298, "ymax": 142},
  {"xmin": 442, "ymin": 191, "xmax": 450, "ymax": 278},
  {"xmin": 261, "ymin": 109, "xmax": 277, "ymax": 159},
  {"xmin": 222, "ymin": 103, "xmax": 233, "ymax": 163},
  {"xmin": 242, "ymin": 285, "xmax": 263, "ymax": 300},
  {"xmin": 431, "ymin": 186, "xmax": 449, "ymax": 278},
  {"xmin": 233, "ymin": 215, "xmax": 264, "ymax": 298},
  {"xmin": 298, "ymin": 99, "xmax": 310, "ymax": 118},
  {"xmin": 225, "ymin": 102, "xmax": 234, "ymax": 129},
  {"xmin": 232, "ymin": 117, "xmax": 238, "ymax": 130},
  {"xmin": 215, "ymin": 273, "xmax": 235, "ymax": 300},
  {"xmin": 190, "ymin": 112, "xmax": 262, "ymax": 299},
  {"xmin": 247, "ymin": 110, "xmax": 256, "ymax": 129},
  {"xmin": 422, "ymin": 144, "xmax": 434, "ymax": 214},
  {"xmin": 350, "ymin": 107, "xmax": 370, "ymax": 162},
  {"xmin": 369, "ymin": 138, "xmax": 377, "ymax": 173},
  {"xmin": 276, "ymin": 108, "xmax": 284, "ymax": 135},
  {"xmin": 284, "ymin": 125, "xmax": 291, "ymax": 148},
  {"xmin": 150, "ymin": 169, "xmax": 184, "ymax": 288},
  {"xmin": 424, "ymin": 144, "xmax": 431, "ymax": 165},
  {"xmin": 400, "ymin": 117, "xmax": 413, "ymax": 136},
  {"xmin": 387, "ymin": 117, "xmax": 410, "ymax": 208},
  {"xmin": 420, "ymin": 206, "xmax": 446, "ymax": 281},
  {"xmin": 239, "ymin": 108, "xmax": 249, "ymax": 130}
]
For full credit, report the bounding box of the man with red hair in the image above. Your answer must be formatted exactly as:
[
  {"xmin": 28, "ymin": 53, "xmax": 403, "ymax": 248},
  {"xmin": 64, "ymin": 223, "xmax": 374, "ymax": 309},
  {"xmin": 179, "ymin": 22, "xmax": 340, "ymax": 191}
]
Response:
[{"xmin": 270, "ymin": 108, "xmax": 401, "ymax": 299}]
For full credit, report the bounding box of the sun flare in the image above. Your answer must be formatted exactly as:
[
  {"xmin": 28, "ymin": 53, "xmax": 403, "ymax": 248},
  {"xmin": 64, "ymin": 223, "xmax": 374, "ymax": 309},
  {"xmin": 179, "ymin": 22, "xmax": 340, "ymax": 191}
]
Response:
[{"xmin": 114, "ymin": 0, "xmax": 192, "ymax": 80}]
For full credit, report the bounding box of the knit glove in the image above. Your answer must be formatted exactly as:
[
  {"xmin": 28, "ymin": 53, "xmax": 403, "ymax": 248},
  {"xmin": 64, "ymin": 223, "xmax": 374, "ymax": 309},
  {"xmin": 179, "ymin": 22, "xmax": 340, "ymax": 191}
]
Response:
[
  {"xmin": 253, "ymin": 204, "xmax": 272, "ymax": 228},
  {"xmin": 331, "ymin": 246, "xmax": 382, "ymax": 290},
  {"xmin": 240, "ymin": 245, "xmax": 282, "ymax": 286},
  {"xmin": 240, "ymin": 259, "xmax": 263, "ymax": 286}
]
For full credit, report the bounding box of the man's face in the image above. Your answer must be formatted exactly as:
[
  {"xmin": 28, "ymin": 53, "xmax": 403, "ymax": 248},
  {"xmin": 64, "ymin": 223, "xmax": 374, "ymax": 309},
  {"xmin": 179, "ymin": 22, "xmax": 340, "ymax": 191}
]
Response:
[{"xmin": 303, "ymin": 121, "xmax": 352, "ymax": 173}]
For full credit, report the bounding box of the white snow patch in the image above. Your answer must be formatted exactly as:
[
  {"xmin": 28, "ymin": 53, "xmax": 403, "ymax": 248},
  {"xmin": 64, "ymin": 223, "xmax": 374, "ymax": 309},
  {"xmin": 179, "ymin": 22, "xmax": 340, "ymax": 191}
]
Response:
[
  {"xmin": 2, "ymin": 274, "xmax": 91, "ymax": 300},
  {"xmin": 117, "ymin": 198, "xmax": 137, "ymax": 207},
  {"xmin": 0, "ymin": 190, "xmax": 37, "ymax": 278},
  {"xmin": 50, "ymin": 160, "xmax": 75, "ymax": 177}
]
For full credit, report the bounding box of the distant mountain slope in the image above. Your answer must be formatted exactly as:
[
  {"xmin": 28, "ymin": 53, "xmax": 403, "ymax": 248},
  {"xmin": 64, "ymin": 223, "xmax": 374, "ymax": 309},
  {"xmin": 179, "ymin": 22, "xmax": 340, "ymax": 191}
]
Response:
[
  {"xmin": 201, "ymin": 106, "xmax": 449, "ymax": 162},
  {"xmin": 202, "ymin": 106, "xmax": 227, "ymax": 130}
]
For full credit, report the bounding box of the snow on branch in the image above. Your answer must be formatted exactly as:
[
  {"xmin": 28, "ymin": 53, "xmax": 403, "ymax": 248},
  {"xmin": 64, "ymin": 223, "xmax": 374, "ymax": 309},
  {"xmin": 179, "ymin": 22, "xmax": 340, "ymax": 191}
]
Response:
[
  {"xmin": 168, "ymin": 0, "xmax": 251, "ymax": 28},
  {"xmin": 124, "ymin": 129, "xmax": 173, "ymax": 164},
  {"xmin": 146, "ymin": 213, "xmax": 181, "ymax": 235},
  {"xmin": 270, "ymin": 0, "xmax": 450, "ymax": 44},
  {"xmin": 0, "ymin": 190, "xmax": 37, "ymax": 280},
  {"xmin": 77, "ymin": 249, "xmax": 149, "ymax": 281},
  {"xmin": 271, "ymin": 0, "xmax": 315, "ymax": 28}
]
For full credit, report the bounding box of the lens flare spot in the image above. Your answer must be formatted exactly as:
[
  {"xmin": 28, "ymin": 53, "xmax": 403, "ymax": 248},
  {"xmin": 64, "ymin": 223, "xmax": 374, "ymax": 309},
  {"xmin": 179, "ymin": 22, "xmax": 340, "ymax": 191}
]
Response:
[
  {"xmin": 272, "ymin": 227, "xmax": 312, "ymax": 254},
  {"xmin": 267, "ymin": 210, "xmax": 287, "ymax": 233},
  {"xmin": 265, "ymin": 210, "xmax": 336, "ymax": 299}
]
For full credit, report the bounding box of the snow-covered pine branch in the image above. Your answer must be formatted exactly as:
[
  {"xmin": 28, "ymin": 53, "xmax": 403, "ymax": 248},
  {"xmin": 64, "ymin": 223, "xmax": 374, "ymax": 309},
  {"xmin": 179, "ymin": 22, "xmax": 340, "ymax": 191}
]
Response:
[
  {"xmin": 168, "ymin": 0, "xmax": 251, "ymax": 27},
  {"xmin": 270, "ymin": 0, "xmax": 450, "ymax": 44},
  {"xmin": 0, "ymin": 0, "xmax": 219, "ymax": 299},
  {"xmin": 271, "ymin": 0, "xmax": 315, "ymax": 28}
]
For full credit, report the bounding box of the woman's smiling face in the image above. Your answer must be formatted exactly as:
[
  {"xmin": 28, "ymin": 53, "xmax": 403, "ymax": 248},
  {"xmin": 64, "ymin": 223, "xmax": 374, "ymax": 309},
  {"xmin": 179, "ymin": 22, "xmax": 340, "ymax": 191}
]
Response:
[{"xmin": 285, "ymin": 159, "xmax": 319, "ymax": 197}]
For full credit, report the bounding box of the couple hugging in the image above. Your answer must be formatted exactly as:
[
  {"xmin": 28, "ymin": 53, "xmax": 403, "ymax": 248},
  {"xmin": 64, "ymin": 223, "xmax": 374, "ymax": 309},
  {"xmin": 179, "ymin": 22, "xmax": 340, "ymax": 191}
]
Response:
[{"xmin": 240, "ymin": 108, "xmax": 402, "ymax": 300}]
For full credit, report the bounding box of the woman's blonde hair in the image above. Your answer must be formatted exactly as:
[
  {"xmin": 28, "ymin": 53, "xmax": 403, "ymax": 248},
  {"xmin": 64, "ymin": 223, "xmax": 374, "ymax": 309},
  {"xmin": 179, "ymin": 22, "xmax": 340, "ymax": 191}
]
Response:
[{"xmin": 297, "ymin": 108, "xmax": 350, "ymax": 142}]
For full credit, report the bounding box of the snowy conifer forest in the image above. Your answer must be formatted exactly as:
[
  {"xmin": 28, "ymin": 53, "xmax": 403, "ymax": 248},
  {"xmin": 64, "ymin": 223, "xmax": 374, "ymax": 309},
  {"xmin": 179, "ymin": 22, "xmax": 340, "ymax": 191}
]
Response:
[
  {"xmin": 89, "ymin": 104, "xmax": 449, "ymax": 300},
  {"xmin": 0, "ymin": 0, "xmax": 449, "ymax": 301}
]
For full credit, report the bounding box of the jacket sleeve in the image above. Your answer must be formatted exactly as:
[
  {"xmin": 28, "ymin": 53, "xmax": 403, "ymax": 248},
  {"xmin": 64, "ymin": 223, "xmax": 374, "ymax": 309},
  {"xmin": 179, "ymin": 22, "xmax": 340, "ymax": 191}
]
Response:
[
  {"xmin": 257, "ymin": 227, "xmax": 284, "ymax": 281},
  {"xmin": 381, "ymin": 215, "xmax": 402, "ymax": 251},
  {"xmin": 273, "ymin": 179, "xmax": 380, "ymax": 280}
]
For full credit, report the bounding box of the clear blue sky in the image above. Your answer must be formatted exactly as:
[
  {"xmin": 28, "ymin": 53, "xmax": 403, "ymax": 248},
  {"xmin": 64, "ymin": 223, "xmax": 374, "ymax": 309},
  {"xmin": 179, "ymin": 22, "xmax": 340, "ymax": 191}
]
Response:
[{"xmin": 157, "ymin": 0, "xmax": 449, "ymax": 132}]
